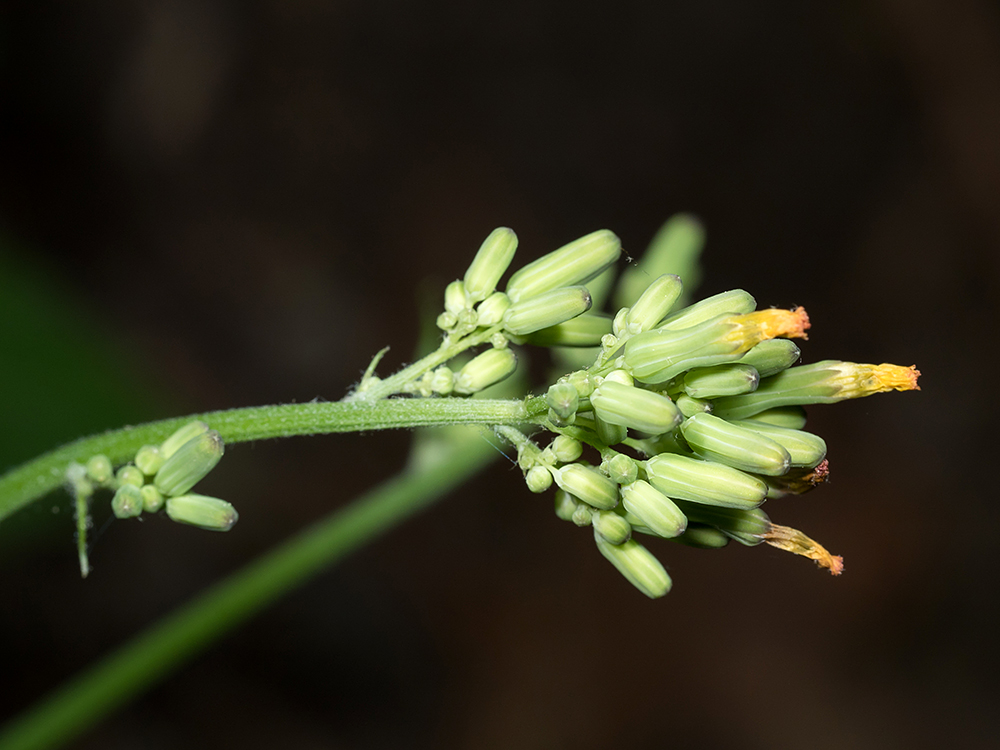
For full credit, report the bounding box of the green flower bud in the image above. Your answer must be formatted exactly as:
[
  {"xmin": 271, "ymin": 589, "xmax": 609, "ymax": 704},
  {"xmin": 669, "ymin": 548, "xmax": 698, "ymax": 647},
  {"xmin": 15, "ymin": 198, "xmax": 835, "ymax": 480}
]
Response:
[
  {"xmin": 165, "ymin": 493, "xmax": 239, "ymax": 531},
  {"xmin": 502, "ymin": 286, "xmax": 592, "ymax": 336},
  {"xmin": 612, "ymin": 307, "xmax": 629, "ymax": 337},
  {"xmin": 614, "ymin": 214, "xmax": 705, "ymax": 309},
  {"xmin": 594, "ymin": 413, "xmax": 627, "ymax": 446},
  {"xmin": 624, "ymin": 308, "xmax": 809, "ymax": 384},
  {"xmin": 520, "ymin": 313, "xmax": 612, "ymax": 347},
  {"xmin": 675, "ymin": 501, "xmax": 771, "ymax": 546},
  {"xmin": 111, "ymin": 484, "xmax": 143, "ymax": 519},
  {"xmin": 730, "ymin": 420, "xmax": 827, "ymax": 468},
  {"xmin": 430, "ymin": 367, "xmax": 454, "ymax": 395},
  {"xmin": 604, "ymin": 453, "xmax": 638, "ymax": 485},
  {"xmin": 436, "ymin": 311, "xmax": 458, "ymax": 330},
  {"xmin": 602, "ymin": 368, "xmax": 633, "ymax": 386},
  {"xmin": 675, "ymin": 393, "xmax": 713, "ymax": 418},
  {"xmin": 506, "ymin": 229, "xmax": 621, "ymax": 303},
  {"xmin": 550, "ymin": 435, "xmax": 583, "ymax": 463},
  {"xmin": 565, "ymin": 370, "xmax": 595, "ymax": 398},
  {"xmin": 593, "ymin": 510, "xmax": 632, "ymax": 545},
  {"xmin": 134, "ymin": 444, "xmax": 164, "ymax": 476},
  {"xmin": 160, "ymin": 420, "xmax": 210, "ymax": 459},
  {"xmin": 594, "ymin": 532, "xmax": 672, "ymax": 598},
  {"xmin": 572, "ymin": 503, "xmax": 594, "ymax": 527},
  {"xmin": 645, "ymin": 453, "xmax": 767, "ymax": 509},
  {"xmin": 525, "ymin": 465, "xmax": 553, "ymax": 493},
  {"xmin": 656, "ymin": 289, "xmax": 756, "ymax": 331},
  {"xmin": 453, "ymin": 347, "xmax": 518, "ymax": 395},
  {"xmin": 625, "ymin": 274, "xmax": 684, "ymax": 334},
  {"xmin": 737, "ymin": 338, "xmax": 801, "ymax": 378},
  {"xmin": 712, "ymin": 361, "xmax": 920, "ymax": 420},
  {"xmin": 620, "ymin": 480, "xmax": 687, "ymax": 538},
  {"xmin": 670, "ymin": 523, "xmax": 730, "ymax": 549},
  {"xmin": 739, "ymin": 406, "xmax": 807, "ymax": 429},
  {"xmin": 85, "ymin": 455, "xmax": 113, "ymax": 485},
  {"xmin": 545, "ymin": 383, "xmax": 579, "ymax": 422},
  {"xmin": 591, "ymin": 381, "xmax": 682, "ymax": 435},
  {"xmin": 444, "ymin": 279, "xmax": 469, "ymax": 314},
  {"xmin": 115, "ymin": 465, "xmax": 145, "ymax": 488},
  {"xmin": 475, "ymin": 291, "xmax": 512, "ymax": 326},
  {"xmin": 463, "ymin": 227, "xmax": 518, "ymax": 303},
  {"xmin": 141, "ymin": 484, "xmax": 164, "ymax": 513},
  {"xmin": 554, "ymin": 489, "xmax": 578, "ymax": 521},
  {"xmin": 154, "ymin": 430, "xmax": 225, "ymax": 497},
  {"xmin": 553, "ymin": 464, "xmax": 619, "ymax": 510},
  {"xmin": 682, "ymin": 363, "xmax": 760, "ymax": 399},
  {"xmin": 680, "ymin": 413, "xmax": 791, "ymax": 476}
]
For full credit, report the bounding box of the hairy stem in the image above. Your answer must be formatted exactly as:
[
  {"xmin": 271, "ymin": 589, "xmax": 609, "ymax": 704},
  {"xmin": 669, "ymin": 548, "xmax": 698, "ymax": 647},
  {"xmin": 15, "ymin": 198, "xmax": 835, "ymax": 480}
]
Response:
[
  {"xmin": 0, "ymin": 396, "xmax": 547, "ymax": 523},
  {"xmin": 0, "ymin": 435, "xmax": 498, "ymax": 750}
]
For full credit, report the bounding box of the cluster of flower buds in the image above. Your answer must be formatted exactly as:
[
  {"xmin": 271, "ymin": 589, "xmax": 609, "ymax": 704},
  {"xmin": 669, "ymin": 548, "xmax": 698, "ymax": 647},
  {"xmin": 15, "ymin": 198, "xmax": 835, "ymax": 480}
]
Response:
[
  {"xmin": 71, "ymin": 420, "xmax": 237, "ymax": 531},
  {"xmin": 459, "ymin": 221, "xmax": 920, "ymax": 598}
]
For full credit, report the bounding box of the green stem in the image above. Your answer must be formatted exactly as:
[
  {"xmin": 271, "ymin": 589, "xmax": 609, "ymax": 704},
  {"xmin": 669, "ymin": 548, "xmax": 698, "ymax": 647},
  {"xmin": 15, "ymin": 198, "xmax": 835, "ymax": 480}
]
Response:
[
  {"xmin": 0, "ymin": 396, "xmax": 548, "ymax": 524},
  {"xmin": 353, "ymin": 324, "xmax": 505, "ymax": 400},
  {"xmin": 0, "ymin": 436, "xmax": 498, "ymax": 750}
]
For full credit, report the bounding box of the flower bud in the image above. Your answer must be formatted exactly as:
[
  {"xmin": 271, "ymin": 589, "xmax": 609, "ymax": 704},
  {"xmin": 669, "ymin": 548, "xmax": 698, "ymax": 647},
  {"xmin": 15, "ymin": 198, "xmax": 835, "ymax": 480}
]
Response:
[
  {"xmin": 645, "ymin": 453, "xmax": 767, "ymax": 509},
  {"xmin": 656, "ymin": 289, "xmax": 756, "ymax": 331},
  {"xmin": 621, "ymin": 480, "xmax": 687, "ymax": 538},
  {"xmin": 430, "ymin": 367, "xmax": 454, "ymax": 395},
  {"xmin": 160, "ymin": 420, "xmax": 210, "ymax": 459},
  {"xmin": 594, "ymin": 532, "xmax": 672, "ymax": 598},
  {"xmin": 680, "ymin": 413, "xmax": 791, "ymax": 476},
  {"xmin": 453, "ymin": 348, "xmax": 517, "ymax": 394},
  {"xmin": 520, "ymin": 313, "xmax": 612, "ymax": 347},
  {"xmin": 737, "ymin": 338, "xmax": 801, "ymax": 378},
  {"xmin": 554, "ymin": 489, "xmax": 578, "ymax": 521},
  {"xmin": 591, "ymin": 381, "xmax": 682, "ymax": 435},
  {"xmin": 111, "ymin": 484, "xmax": 143, "ymax": 519},
  {"xmin": 550, "ymin": 435, "xmax": 583, "ymax": 463},
  {"xmin": 553, "ymin": 464, "xmax": 619, "ymax": 510},
  {"xmin": 444, "ymin": 280, "xmax": 469, "ymax": 315},
  {"xmin": 594, "ymin": 414, "xmax": 627, "ymax": 446},
  {"xmin": 115, "ymin": 465, "xmax": 145, "ymax": 488},
  {"xmin": 545, "ymin": 381, "xmax": 579, "ymax": 421},
  {"xmin": 682, "ymin": 363, "xmax": 760, "ymax": 399},
  {"xmin": 154, "ymin": 430, "xmax": 225, "ymax": 497},
  {"xmin": 675, "ymin": 393, "xmax": 713, "ymax": 418},
  {"xmin": 166, "ymin": 493, "xmax": 239, "ymax": 531},
  {"xmin": 625, "ymin": 274, "xmax": 684, "ymax": 333},
  {"xmin": 712, "ymin": 361, "xmax": 921, "ymax": 420},
  {"xmin": 134, "ymin": 445, "xmax": 164, "ymax": 476},
  {"xmin": 675, "ymin": 501, "xmax": 771, "ymax": 545},
  {"xmin": 525, "ymin": 465, "xmax": 553, "ymax": 493},
  {"xmin": 739, "ymin": 406, "xmax": 807, "ymax": 429},
  {"xmin": 593, "ymin": 510, "xmax": 632, "ymax": 545},
  {"xmin": 670, "ymin": 523, "xmax": 730, "ymax": 549},
  {"xmin": 502, "ymin": 286, "xmax": 592, "ymax": 335},
  {"xmin": 85, "ymin": 455, "xmax": 113, "ymax": 485},
  {"xmin": 602, "ymin": 368, "xmax": 633, "ymax": 386},
  {"xmin": 475, "ymin": 291, "xmax": 512, "ymax": 326},
  {"xmin": 571, "ymin": 503, "xmax": 594, "ymax": 527},
  {"xmin": 604, "ymin": 453, "xmax": 638, "ymax": 485},
  {"xmin": 506, "ymin": 229, "xmax": 621, "ymax": 303},
  {"xmin": 463, "ymin": 227, "xmax": 518, "ymax": 303},
  {"xmin": 730, "ymin": 420, "xmax": 827, "ymax": 468},
  {"xmin": 141, "ymin": 484, "xmax": 164, "ymax": 513}
]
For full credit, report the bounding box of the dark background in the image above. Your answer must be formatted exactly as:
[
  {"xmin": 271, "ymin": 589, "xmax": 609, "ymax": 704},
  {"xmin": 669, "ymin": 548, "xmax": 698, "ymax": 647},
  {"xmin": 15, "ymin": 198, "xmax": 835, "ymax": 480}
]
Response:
[{"xmin": 2, "ymin": 1, "xmax": 998, "ymax": 748}]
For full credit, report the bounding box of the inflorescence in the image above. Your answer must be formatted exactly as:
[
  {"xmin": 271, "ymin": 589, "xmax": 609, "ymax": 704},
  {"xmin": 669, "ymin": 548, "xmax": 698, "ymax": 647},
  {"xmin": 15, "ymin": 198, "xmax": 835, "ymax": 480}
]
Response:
[{"xmin": 66, "ymin": 217, "xmax": 920, "ymax": 594}]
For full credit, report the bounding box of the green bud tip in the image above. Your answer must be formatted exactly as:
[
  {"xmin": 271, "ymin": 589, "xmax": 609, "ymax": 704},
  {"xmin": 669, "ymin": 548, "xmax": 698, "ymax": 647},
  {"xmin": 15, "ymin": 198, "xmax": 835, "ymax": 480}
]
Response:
[
  {"xmin": 134, "ymin": 444, "xmax": 165, "ymax": 476},
  {"xmin": 85, "ymin": 455, "xmax": 113, "ymax": 485},
  {"xmin": 593, "ymin": 510, "xmax": 632, "ymax": 545},
  {"xmin": 141, "ymin": 485, "xmax": 165, "ymax": 513},
  {"xmin": 464, "ymin": 227, "xmax": 518, "ymax": 303},
  {"xmin": 546, "ymin": 382, "xmax": 579, "ymax": 420},
  {"xmin": 444, "ymin": 279, "xmax": 469, "ymax": 315},
  {"xmin": 506, "ymin": 229, "xmax": 621, "ymax": 304},
  {"xmin": 525, "ymin": 465, "xmax": 553, "ymax": 493},
  {"xmin": 604, "ymin": 453, "xmax": 638, "ymax": 485},
  {"xmin": 111, "ymin": 485, "xmax": 143, "ymax": 519},
  {"xmin": 160, "ymin": 420, "xmax": 210, "ymax": 459},
  {"xmin": 502, "ymin": 286, "xmax": 592, "ymax": 336},
  {"xmin": 453, "ymin": 347, "xmax": 518, "ymax": 395},
  {"xmin": 594, "ymin": 532, "xmax": 672, "ymax": 599},
  {"xmin": 115, "ymin": 465, "xmax": 145, "ymax": 488},
  {"xmin": 550, "ymin": 435, "xmax": 583, "ymax": 463}
]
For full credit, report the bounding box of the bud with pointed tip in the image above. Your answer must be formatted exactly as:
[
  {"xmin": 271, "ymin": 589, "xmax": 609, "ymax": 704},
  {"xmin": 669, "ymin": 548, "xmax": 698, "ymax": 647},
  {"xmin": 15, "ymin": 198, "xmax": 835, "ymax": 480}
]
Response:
[
  {"xmin": 506, "ymin": 229, "xmax": 621, "ymax": 303},
  {"xmin": 463, "ymin": 227, "xmax": 518, "ymax": 303},
  {"xmin": 552, "ymin": 464, "xmax": 619, "ymax": 510},
  {"xmin": 620, "ymin": 480, "xmax": 687, "ymax": 538},
  {"xmin": 593, "ymin": 510, "xmax": 632, "ymax": 545},
  {"xmin": 591, "ymin": 381, "xmax": 682, "ymax": 435},
  {"xmin": 680, "ymin": 413, "xmax": 791, "ymax": 476},
  {"xmin": 737, "ymin": 338, "xmax": 801, "ymax": 378},
  {"xmin": 155, "ymin": 430, "xmax": 224, "ymax": 497},
  {"xmin": 645, "ymin": 453, "xmax": 767, "ymax": 509},
  {"xmin": 134, "ymin": 445, "xmax": 164, "ymax": 476},
  {"xmin": 116, "ymin": 465, "xmax": 145, "ymax": 488},
  {"xmin": 166, "ymin": 493, "xmax": 239, "ymax": 531},
  {"xmin": 85, "ymin": 455, "xmax": 113, "ymax": 485},
  {"xmin": 625, "ymin": 274, "xmax": 684, "ymax": 334},
  {"xmin": 453, "ymin": 347, "xmax": 517, "ymax": 394},
  {"xmin": 111, "ymin": 484, "xmax": 143, "ymax": 519},
  {"xmin": 160, "ymin": 421, "xmax": 210, "ymax": 459},
  {"xmin": 503, "ymin": 286, "xmax": 592, "ymax": 335},
  {"xmin": 594, "ymin": 531, "xmax": 672, "ymax": 599},
  {"xmin": 682, "ymin": 363, "xmax": 760, "ymax": 399},
  {"xmin": 656, "ymin": 289, "xmax": 756, "ymax": 331},
  {"xmin": 141, "ymin": 484, "xmax": 165, "ymax": 513}
]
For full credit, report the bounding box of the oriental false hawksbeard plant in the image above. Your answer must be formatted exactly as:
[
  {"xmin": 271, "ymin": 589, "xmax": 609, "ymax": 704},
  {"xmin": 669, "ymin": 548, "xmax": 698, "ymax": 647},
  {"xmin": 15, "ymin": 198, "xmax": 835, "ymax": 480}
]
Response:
[{"xmin": 9, "ymin": 217, "xmax": 920, "ymax": 597}]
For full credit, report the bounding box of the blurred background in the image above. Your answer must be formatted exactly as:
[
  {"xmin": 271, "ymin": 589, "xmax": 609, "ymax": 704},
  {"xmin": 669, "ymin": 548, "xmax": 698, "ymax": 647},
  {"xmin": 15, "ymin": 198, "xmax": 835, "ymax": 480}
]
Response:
[{"xmin": 2, "ymin": 1, "xmax": 998, "ymax": 748}]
